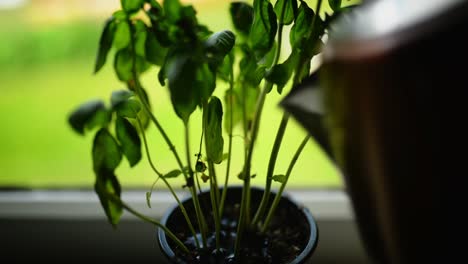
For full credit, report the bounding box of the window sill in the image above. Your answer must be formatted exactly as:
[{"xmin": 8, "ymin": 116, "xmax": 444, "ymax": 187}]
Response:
[
  {"xmin": 0, "ymin": 189, "xmax": 353, "ymax": 220},
  {"xmin": 0, "ymin": 189, "xmax": 371, "ymax": 263}
]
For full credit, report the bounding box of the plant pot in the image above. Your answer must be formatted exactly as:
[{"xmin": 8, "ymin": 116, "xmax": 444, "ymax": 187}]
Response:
[{"xmin": 158, "ymin": 186, "xmax": 318, "ymax": 264}]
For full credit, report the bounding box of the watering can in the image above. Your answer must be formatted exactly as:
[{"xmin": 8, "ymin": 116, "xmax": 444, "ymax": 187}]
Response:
[{"xmin": 282, "ymin": 0, "xmax": 466, "ymax": 263}]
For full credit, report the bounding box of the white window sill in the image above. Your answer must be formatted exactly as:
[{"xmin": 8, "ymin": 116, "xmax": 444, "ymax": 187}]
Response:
[{"xmin": 0, "ymin": 189, "xmax": 354, "ymax": 220}]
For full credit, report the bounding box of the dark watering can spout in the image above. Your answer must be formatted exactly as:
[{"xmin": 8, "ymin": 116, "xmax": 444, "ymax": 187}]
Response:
[{"xmin": 280, "ymin": 73, "xmax": 334, "ymax": 161}]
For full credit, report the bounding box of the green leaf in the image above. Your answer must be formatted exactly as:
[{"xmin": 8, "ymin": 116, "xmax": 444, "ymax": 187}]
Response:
[
  {"xmin": 146, "ymin": 0, "xmax": 161, "ymax": 9},
  {"xmin": 87, "ymin": 108, "xmax": 112, "ymax": 131},
  {"xmin": 265, "ymin": 50, "xmax": 299, "ymax": 94},
  {"xmin": 229, "ymin": 2, "xmax": 254, "ymax": 36},
  {"xmin": 224, "ymin": 89, "xmax": 242, "ymax": 132},
  {"xmin": 111, "ymin": 90, "xmax": 134, "ymax": 108},
  {"xmin": 200, "ymin": 173, "xmax": 209, "ymax": 183},
  {"xmin": 299, "ymin": 59, "xmax": 311, "ymax": 82},
  {"xmin": 224, "ymin": 81, "xmax": 260, "ymax": 132},
  {"xmin": 114, "ymin": 20, "xmax": 131, "ymax": 51},
  {"xmin": 115, "ymin": 116, "xmax": 141, "ymax": 167},
  {"xmin": 114, "ymin": 48, "xmax": 133, "ymax": 81},
  {"xmin": 114, "ymin": 48, "xmax": 150, "ymax": 82},
  {"xmin": 166, "ymin": 52, "xmax": 199, "ymax": 122},
  {"xmin": 249, "ymin": 0, "xmax": 277, "ymax": 59},
  {"xmin": 217, "ymin": 51, "xmax": 234, "ymax": 82},
  {"xmin": 196, "ymin": 63, "xmax": 216, "ymax": 103},
  {"xmin": 121, "ymin": 0, "xmax": 144, "ymax": 14},
  {"xmin": 205, "ymin": 97, "xmax": 224, "ymax": 164},
  {"xmin": 111, "ymin": 90, "xmax": 143, "ymax": 126},
  {"xmin": 93, "ymin": 129, "xmax": 122, "ymax": 173},
  {"xmin": 135, "ymin": 86, "xmax": 151, "ymax": 129},
  {"xmin": 328, "ymin": 0, "xmax": 342, "ymax": 12},
  {"xmin": 164, "ymin": 0, "xmax": 182, "ymax": 22},
  {"xmin": 145, "ymin": 29, "xmax": 167, "ymax": 66},
  {"xmin": 271, "ymin": 174, "xmax": 286, "ymax": 183},
  {"xmin": 163, "ymin": 169, "xmax": 182, "ymax": 178},
  {"xmin": 290, "ymin": 1, "xmax": 314, "ymax": 49},
  {"xmin": 94, "ymin": 170, "xmax": 123, "ymax": 227},
  {"xmin": 195, "ymin": 161, "xmax": 207, "ymax": 172},
  {"xmin": 68, "ymin": 100, "xmax": 110, "ymax": 135},
  {"xmin": 113, "ymin": 10, "xmax": 128, "ymax": 20},
  {"xmin": 133, "ymin": 20, "xmax": 147, "ymax": 57},
  {"xmin": 265, "ymin": 63, "xmax": 290, "ymax": 93},
  {"xmin": 94, "ymin": 17, "xmax": 116, "ymax": 73},
  {"xmin": 205, "ymin": 30, "xmax": 236, "ymax": 58},
  {"xmin": 274, "ymin": 0, "xmax": 298, "ymax": 25},
  {"xmin": 239, "ymin": 53, "xmax": 266, "ymax": 86},
  {"xmin": 115, "ymin": 99, "xmax": 141, "ymax": 118}
]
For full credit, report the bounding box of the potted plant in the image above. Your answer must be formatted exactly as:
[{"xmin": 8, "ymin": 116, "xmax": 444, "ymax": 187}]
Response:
[{"xmin": 67, "ymin": 0, "xmax": 355, "ymax": 263}]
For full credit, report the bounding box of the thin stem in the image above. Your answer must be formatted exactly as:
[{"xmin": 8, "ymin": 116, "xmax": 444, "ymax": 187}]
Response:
[
  {"xmin": 236, "ymin": 0, "xmax": 289, "ymax": 255},
  {"xmin": 107, "ymin": 194, "xmax": 190, "ymax": 254},
  {"xmin": 208, "ymin": 161, "xmax": 221, "ymax": 250},
  {"xmin": 136, "ymin": 117, "xmax": 200, "ymax": 249},
  {"xmin": 195, "ymin": 130, "xmax": 205, "ymax": 196},
  {"xmin": 261, "ymin": 136, "xmax": 310, "ymax": 232},
  {"xmin": 251, "ymin": 112, "xmax": 290, "ymax": 226},
  {"xmin": 219, "ymin": 66, "xmax": 235, "ymax": 218},
  {"xmin": 240, "ymin": 79, "xmax": 251, "ymax": 225},
  {"xmin": 129, "ymin": 20, "xmax": 207, "ymax": 248},
  {"xmin": 184, "ymin": 122, "xmax": 208, "ymax": 248},
  {"xmin": 128, "ymin": 19, "xmax": 188, "ymax": 186},
  {"xmin": 252, "ymin": 0, "xmax": 322, "ymax": 226}
]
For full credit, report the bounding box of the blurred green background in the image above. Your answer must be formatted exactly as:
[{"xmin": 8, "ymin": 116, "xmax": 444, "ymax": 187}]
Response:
[{"xmin": 0, "ymin": 0, "xmax": 342, "ymax": 189}]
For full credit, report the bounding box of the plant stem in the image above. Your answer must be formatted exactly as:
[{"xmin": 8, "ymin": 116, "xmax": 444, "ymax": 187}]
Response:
[
  {"xmin": 235, "ymin": 2, "xmax": 288, "ymax": 255},
  {"xmin": 240, "ymin": 79, "xmax": 251, "ymax": 225},
  {"xmin": 136, "ymin": 117, "xmax": 200, "ymax": 249},
  {"xmin": 128, "ymin": 23, "xmax": 204, "ymax": 249},
  {"xmin": 208, "ymin": 161, "xmax": 221, "ymax": 250},
  {"xmin": 219, "ymin": 66, "xmax": 235, "ymax": 218},
  {"xmin": 261, "ymin": 136, "xmax": 310, "ymax": 232},
  {"xmin": 251, "ymin": 112, "xmax": 290, "ymax": 226},
  {"xmin": 129, "ymin": 19, "xmax": 208, "ymax": 249},
  {"xmin": 195, "ymin": 130, "xmax": 204, "ymax": 196},
  {"xmin": 184, "ymin": 121, "xmax": 208, "ymax": 248},
  {"xmin": 108, "ymin": 194, "xmax": 190, "ymax": 254},
  {"xmin": 252, "ymin": 12, "xmax": 321, "ymax": 222}
]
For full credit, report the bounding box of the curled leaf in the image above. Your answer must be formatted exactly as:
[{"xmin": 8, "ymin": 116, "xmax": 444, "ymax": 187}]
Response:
[
  {"xmin": 94, "ymin": 171, "xmax": 122, "ymax": 227},
  {"xmin": 230, "ymin": 2, "xmax": 254, "ymax": 35},
  {"xmin": 249, "ymin": 0, "xmax": 277, "ymax": 59},
  {"xmin": 274, "ymin": 0, "xmax": 298, "ymax": 25},
  {"xmin": 205, "ymin": 97, "xmax": 224, "ymax": 164},
  {"xmin": 195, "ymin": 161, "xmax": 207, "ymax": 173},
  {"xmin": 94, "ymin": 17, "xmax": 116, "ymax": 73},
  {"xmin": 271, "ymin": 174, "xmax": 286, "ymax": 183},
  {"xmin": 201, "ymin": 173, "xmax": 209, "ymax": 183},
  {"xmin": 115, "ymin": 116, "xmax": 141, "ymax": 167},
  {"xmin": 111, "ymin": 90, "xmax": 134, "ymax": 108},
  {"xmin": 68, "ymin": 100, "xmax": 110, "ymax": 135},
  {"xmin": 120, "ymin": 0, "xmax": 144, "ymax": 14},
  {"xmin": 93, "ymin": 129, "xmax": 122, "ymax": 173},
  {"xmin": 163, "ymin": 169, "xmax": 183, "ymax": 178}
]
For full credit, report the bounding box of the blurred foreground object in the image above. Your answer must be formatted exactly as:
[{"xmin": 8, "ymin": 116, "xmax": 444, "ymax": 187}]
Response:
[{"xmin": 283, "ymin": 0, "xmax": 466, "ymax": 263}]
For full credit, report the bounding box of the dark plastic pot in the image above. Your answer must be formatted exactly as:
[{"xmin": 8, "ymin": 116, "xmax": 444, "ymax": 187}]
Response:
[{"xmin": 158, "ymin": 186, "xmax": 318, "ymax": 264}]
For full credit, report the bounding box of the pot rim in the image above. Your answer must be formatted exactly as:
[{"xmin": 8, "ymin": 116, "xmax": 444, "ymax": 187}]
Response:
[{"xmin": 158, "ymin": 186, "xmax": 319, "ymax": 263}]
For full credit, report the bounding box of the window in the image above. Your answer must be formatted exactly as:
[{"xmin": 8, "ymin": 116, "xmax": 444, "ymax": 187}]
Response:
[
  {"xmin": 0, "ymin": 1, "xmax": 368, "ymax": 263},
  {"xmin": 0, "ymin": 0, "xmax": 341, "ymax": 189}
]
